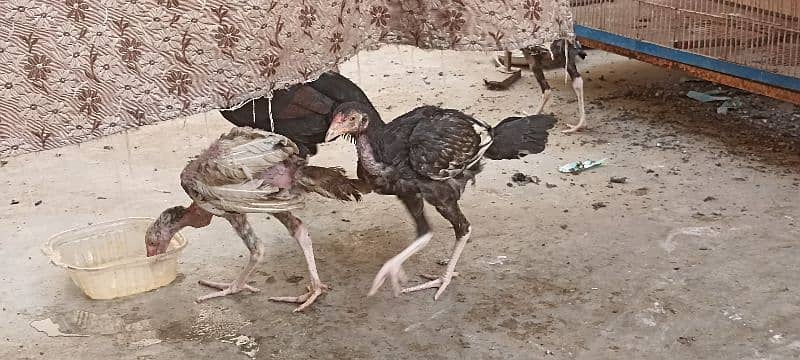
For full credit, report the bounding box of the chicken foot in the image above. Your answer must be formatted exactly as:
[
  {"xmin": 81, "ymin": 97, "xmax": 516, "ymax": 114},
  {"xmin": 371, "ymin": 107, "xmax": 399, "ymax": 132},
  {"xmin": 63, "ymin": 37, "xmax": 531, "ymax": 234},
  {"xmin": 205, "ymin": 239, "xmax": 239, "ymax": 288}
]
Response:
[
  {"xmin": 368, "ymin": 232, "xmax": 431, "ymax": 296},
  {"xmin": 197, "ymin": 214, "xmax": 264, "ymax": 302},
  {"xmin": 401, "ymin": 200, "xmax": 471, "ymax": 300},
  {"xmin": 269, "ymin": 212, "xmax": 329, "ymax": 312},
  {"xmin": 368, "ymin": 194, "xmax": 432, "ymax": 297},
  {"xmin": 402, "ymin": 226, "xmax": 470, "ymax": 300},
  {"xmin": 562, "ymin": 76, "xmax": 586, "ymax": 133}
]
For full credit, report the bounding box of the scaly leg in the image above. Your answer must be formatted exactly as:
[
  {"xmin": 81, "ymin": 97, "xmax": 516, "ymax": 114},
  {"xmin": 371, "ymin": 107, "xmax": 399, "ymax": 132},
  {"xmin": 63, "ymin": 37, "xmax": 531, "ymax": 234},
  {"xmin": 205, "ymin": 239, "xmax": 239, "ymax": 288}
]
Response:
[
  {"xmin": 522, "ymin": 49, "xmax": 552, "ymax": 116},
  {"xmin": 197, "ymin": 214, "xmax": 263, "ymax": 301},
  {"xmin": 402, "ymin": 202, "xmax": 471, "ymax": 300},
  {"xmin": 562, "ymin": 53, "xmax": 587, "ymax": 133},
  {"xmin": 368, "ymin": 195, "xmax": 432, "ymax": 297},
  {"xmin": 535, "ymin": 89, "xmax": 552, "ymax": 116},
  {"xmin": 562, "ymin": 76, "xmax": 586, "ymax": 133},
  {"xmin": 269, "ymin": 212, "xmax": 329, "ymax": 312},
  {"xmin": 403, "ymin": 228, "xmax": 471, "ymax": 300}
]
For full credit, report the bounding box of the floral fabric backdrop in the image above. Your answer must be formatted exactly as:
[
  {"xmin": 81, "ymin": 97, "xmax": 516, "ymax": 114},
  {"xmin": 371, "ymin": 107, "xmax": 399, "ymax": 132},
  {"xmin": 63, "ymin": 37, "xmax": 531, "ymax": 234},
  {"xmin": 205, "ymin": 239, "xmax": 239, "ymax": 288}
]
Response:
[{"xmin": 0, "ymin": 0, "xmax": 573, "ymax": 157}]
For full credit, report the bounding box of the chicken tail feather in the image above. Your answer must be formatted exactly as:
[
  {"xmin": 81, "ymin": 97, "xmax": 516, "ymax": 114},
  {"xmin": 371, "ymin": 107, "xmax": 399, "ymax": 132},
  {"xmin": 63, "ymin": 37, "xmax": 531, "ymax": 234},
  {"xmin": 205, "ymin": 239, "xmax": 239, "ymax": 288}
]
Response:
[
  {"xmin": 297, "ymin": 166, "xmax": 364, "ymax": 201},
  {"xmin": 484, "ymin": 114, "xmax": 557, "ymax": 160}
]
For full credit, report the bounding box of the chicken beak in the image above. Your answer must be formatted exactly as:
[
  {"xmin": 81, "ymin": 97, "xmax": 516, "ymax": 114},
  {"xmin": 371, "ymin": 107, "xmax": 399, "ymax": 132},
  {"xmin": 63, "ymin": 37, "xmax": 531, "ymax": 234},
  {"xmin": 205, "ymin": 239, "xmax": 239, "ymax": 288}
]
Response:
[{"xmin": 325, "ymin": 115, "xmax": 346, "ymax": 142}]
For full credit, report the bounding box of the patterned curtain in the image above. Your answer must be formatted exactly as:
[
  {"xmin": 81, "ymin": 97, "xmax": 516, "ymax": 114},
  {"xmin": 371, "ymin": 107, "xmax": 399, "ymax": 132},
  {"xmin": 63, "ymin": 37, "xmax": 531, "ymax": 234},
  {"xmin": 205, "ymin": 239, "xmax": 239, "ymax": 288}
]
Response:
[{"xmin": 0, "ymin": 0, "xmax": 573, "ymax": 157}]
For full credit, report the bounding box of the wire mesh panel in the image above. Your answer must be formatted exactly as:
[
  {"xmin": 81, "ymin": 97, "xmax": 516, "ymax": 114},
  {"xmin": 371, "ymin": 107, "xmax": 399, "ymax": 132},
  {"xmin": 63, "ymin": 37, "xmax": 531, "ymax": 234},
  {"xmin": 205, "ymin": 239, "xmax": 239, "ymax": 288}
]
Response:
[{"xmin": 572, "ymin": 0, "xmax": 800, "ymax": 78}]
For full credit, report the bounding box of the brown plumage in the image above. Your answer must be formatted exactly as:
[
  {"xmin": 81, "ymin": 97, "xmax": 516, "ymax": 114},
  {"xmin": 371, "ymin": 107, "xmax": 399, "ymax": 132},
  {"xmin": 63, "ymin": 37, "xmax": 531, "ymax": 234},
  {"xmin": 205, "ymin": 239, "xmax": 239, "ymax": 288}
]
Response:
[{"xmin": 145, "ymin": 127, "xmax": 362, "ymax": 311}]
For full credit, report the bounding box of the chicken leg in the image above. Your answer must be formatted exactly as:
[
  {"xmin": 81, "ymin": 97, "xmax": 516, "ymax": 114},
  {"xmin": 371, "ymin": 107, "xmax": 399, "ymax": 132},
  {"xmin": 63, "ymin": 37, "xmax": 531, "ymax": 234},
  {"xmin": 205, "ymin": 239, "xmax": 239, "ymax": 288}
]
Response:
[
  {"xmin": 402, "ymin": 203, "xmax": 471, "ymax": 300},
  {"xmin": 522, "ymin": 46, "xmax": 587, "ymax": 133},
  {"xmin": 564, "ymin": 75, "xmax": 586, "ymax": 133},
  {"xmin": 521, "ymin": 48, "xmax": 552, "ymax": 117},
  {"xmin": 197, "ymin": 214, "xmax": 263, "ymax": 301},
  {"xmin": 269, "ymin": 212, "xmax": 329, "ymax": 312},
  {"xmin": 368, "ymin": 194, "xmax": 432, "ymax": 297}
]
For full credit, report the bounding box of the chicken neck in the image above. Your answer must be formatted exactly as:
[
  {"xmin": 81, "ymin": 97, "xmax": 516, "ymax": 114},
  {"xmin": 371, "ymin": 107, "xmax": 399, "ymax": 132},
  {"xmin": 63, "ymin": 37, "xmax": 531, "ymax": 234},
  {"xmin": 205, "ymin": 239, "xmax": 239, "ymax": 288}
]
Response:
[{"xmin": 354, "ymin": 118, "xmax": 386, "ymax": 176}]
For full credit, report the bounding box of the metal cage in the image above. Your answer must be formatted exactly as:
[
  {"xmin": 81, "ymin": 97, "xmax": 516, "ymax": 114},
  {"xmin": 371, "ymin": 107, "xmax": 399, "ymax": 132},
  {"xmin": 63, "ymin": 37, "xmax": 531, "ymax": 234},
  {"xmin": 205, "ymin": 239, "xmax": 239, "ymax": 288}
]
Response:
[{"xmin": 572, "ymin": 0, "xmax": 800, "ymax": 102}]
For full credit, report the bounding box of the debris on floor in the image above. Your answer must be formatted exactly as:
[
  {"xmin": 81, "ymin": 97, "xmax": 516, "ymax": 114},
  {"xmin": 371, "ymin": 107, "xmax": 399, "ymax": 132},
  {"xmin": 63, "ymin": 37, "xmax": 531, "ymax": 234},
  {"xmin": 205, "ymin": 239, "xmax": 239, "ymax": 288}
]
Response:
[
  {"xmin": 511, "ymin": 172, "xmax": 541, "ymax": 185},
  {"xmin": 610, "ymin": 176, "xmax": 627, "ymax": 184},
  {"xmin": 679, "ymin": 76, "xmax": 705, "ymax": 83},
  {"xmin": 662, "ymin": 227, "xmax": 720, "ymax": 253},
  {"xmin": 286, "ymin": 275, "xmax": 304, "ymax": 284},
  {"xmin": 220, "ymin": 334, "xmax": 260, "ymax": 358},
  {"xmin": 685, "ymin": 90, "xmax": 744, "ymax": 114},
  {"xmin": 559, "ymin": 159, "xmax": 606, "ymax": 174},
  {"xmin": 486, "ymin": 255, "xmax": 509, "ymax": 265},
  {"xmin": 30, "ymin": 318, "xmax": 89, "ymax": 337},
  {"xmin": 716, "ymin": 98, "xmax": 744, "ymax": 114},
  {"xmin": 130, "ymin": 338, "xmax": 163, "ymax": 348},
  {"xmin": 592, "ymin": 202, "xmax": 607, "ymax": 210},
  {"xmin": 483, "ymin": 70, "xmax": 522, "ymax": 90},
  {"xmin": 686, "ymin": 90, "xmax": 730, "ymax": 103}
]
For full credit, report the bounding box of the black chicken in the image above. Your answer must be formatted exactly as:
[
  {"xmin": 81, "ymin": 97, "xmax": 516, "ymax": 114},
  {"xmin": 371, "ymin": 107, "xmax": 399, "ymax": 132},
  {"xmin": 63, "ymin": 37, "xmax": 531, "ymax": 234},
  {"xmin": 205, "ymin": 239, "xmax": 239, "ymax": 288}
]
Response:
[
  {"xmin": 219, "ymin": 71, "xmax": 380, "ymax": 158},
  {"xmin": 325, "ymin": 104, "xmax": 556, "ymax": 299}
]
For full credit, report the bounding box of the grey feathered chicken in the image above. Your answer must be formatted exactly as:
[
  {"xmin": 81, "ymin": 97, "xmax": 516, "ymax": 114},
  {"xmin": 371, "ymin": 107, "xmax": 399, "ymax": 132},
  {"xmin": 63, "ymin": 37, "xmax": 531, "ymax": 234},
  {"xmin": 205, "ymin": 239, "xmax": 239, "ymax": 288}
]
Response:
[{"xmin": 145, "ymin": 127, "xmax": 362, "ymax": 311}]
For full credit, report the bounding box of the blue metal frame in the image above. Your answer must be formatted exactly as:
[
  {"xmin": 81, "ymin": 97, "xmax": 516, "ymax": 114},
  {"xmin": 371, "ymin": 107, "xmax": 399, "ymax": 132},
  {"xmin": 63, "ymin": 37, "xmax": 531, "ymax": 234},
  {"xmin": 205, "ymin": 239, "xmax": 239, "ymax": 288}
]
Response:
[{"xmin": 574, "ymin": 25, "xmax": 800, "ymax": 92}]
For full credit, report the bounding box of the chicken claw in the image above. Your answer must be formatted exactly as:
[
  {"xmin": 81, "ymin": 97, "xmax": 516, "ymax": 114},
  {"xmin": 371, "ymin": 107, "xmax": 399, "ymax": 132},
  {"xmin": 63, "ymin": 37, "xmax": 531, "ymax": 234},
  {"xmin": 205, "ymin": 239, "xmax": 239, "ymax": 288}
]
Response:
[
  {"xmin": 402, "ymin": 272, "xmax": 460, "ymax": 300},
  {"xmin": 402, "ymin": 227, "xmax": 469, "ymax": 300},
  {"xmin": 269, "ymin": 283, "xmax": 330, "ymax": 312},
  {"xmin": 196, "ymin": 280, "xmax": 260, "ymax": 302},
  {"xmin": 562, "ymin": 125, "xmax": 581, "ymax": 133},
  {"xmin": 368, "ymin": 232, "xmax": 433, "ymax": 297},
  {"xmin": 368, "ymin": 259, "xmax": 409, "ymax": 297},
  {"xmin": 562, "ymin": 112, "xmax": 586, "ymax": 133}
]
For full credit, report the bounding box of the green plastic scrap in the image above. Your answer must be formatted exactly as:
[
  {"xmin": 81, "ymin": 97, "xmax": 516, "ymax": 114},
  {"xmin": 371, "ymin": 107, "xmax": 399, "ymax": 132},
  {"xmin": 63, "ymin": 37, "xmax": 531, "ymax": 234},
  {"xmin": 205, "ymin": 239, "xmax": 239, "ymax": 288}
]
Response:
[
  {"xmin": 559, "ymin": 159, "xmax": 607, "ymax": 174},
  {"xmin": 685, "ymin": 90, "xmax": 743, "ymax": 114}
]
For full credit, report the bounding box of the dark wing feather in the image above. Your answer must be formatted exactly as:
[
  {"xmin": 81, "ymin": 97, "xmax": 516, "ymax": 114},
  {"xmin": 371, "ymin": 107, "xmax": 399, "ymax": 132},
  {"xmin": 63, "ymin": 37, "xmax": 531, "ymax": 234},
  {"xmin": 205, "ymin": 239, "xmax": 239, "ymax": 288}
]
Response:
[
  {"xmin": 273, "ymin": 86, "xmax": 334, "ymax": 118},
  {"xmin": 407, "ymin": 108, "xmax": 487, "ymax": 180},
  {"xmin": 219, "ymin": 72, "xmax": 378, "ymax": 157},
  {"xmin": 308, "ymin": 72, "xmax": 374, "ymax": 104}
]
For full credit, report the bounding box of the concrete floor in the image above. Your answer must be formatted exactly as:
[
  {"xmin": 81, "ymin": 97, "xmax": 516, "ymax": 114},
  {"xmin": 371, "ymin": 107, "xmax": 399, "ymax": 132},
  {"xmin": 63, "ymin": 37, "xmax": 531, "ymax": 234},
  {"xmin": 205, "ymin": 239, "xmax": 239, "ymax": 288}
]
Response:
[{"xmin": 1, "ymin": 47, "xmax": 799, "ymax": 360}]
